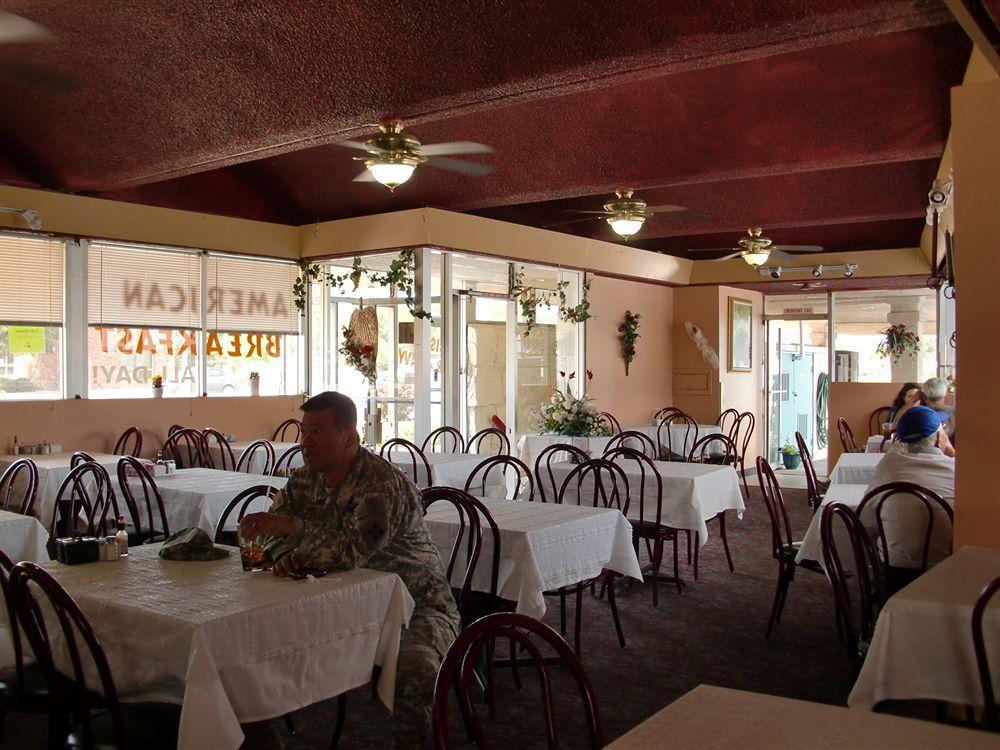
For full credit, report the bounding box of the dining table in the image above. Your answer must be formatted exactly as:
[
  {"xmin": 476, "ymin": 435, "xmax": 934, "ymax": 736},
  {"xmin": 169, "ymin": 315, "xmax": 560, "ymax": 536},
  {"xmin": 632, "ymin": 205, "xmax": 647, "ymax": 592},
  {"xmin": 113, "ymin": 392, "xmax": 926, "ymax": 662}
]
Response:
[
  {"xmin": 423, "ymin": 497, "xmax": 642, "ymax": 619},
  {"xmin": 605, "ymin": 684, "xmax": 1000, "ymax": 748},
  {"xmin": 795, "ymin": 483, "xmax": 868, "ymax": 571},
  {"xmin": 206, "ymin": 440, "xmax": 301, "ymax": 474},
  {"xmin": 388, "ymin": 451, "xmax": 505, "ymax": 493},
  {"xmin": 34, "ymin": 544, "xmax": 414, "ymax": 750},
  {"xmin": 828, "ymin": 451, "xmax": 883, "ymax": 485},
  {"xmin": 0, "ymin": 508, "xmax": 48, "ymax": 563},
  {"xmin": 849, "ymin": 545, "xmax": 1000, "ymax": 711}
]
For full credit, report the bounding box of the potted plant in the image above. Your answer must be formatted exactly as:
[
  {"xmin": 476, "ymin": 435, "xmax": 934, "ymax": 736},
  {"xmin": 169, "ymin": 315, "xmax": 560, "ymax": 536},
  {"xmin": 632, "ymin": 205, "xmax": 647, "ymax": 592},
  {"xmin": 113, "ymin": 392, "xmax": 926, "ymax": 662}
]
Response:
[
  {"xmin": 780, "ymin": 442, "xmax": 801, "ymax": 470},
  {"xmin": 875, "ymin": 324, "xmax": 920, "ymax": 362},
  {"xmin": 249, "ymin": 371, "xmax": 260, "ymax": 397},
  {"xmin": 151, "ymin": 374, "xmax": 164, "ymax": 399}
]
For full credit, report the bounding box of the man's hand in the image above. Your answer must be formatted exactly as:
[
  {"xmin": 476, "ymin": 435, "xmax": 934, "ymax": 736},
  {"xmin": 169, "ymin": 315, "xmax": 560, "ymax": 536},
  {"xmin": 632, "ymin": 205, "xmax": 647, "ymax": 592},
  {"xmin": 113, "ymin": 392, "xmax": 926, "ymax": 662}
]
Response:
[
  {"xmin": 273, "ymin": 551, "xmax": 301, "ymax": 577},
  {"xmin": 937, "ymin": 428, "xmax": 956, "ymax": 457},
  {"xmin": 239, "ymin": 512, "xmax": 294, "ymax": 539}
]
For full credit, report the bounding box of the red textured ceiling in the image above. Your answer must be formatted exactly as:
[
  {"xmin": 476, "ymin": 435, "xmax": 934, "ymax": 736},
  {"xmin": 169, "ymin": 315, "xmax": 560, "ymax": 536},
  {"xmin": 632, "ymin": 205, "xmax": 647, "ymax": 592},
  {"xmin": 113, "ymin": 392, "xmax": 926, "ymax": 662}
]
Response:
[{"xmin": 0, "ymin": 1, "xmax": 972, "ymax": 258}]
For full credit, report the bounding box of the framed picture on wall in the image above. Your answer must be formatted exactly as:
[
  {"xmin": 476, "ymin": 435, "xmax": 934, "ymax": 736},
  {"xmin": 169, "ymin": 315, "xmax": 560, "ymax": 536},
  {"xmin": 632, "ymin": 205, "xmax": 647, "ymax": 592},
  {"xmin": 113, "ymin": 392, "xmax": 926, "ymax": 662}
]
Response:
[{"xmin": 728, "ymin": 297, "xmax": 753, "ymax": 372}]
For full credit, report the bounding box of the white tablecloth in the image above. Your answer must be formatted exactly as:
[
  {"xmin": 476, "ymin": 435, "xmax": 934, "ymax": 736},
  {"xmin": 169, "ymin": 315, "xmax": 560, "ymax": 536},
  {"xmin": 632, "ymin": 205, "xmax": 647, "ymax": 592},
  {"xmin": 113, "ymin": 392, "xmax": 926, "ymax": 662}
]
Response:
[
  {"xmin": 619, "ymin": 423, "xmax": 721, "ymax": 457},
  {"xmin": 0, "ymin": 452, "xmax": 124, "ymax": 527},
  {"xmin": 547, "ymin": 459, "xmax": 744, "ymax": 545},
  {"xmin": 0, "ymin": 509, "xmax": 48, "ymax": 562},
  {"xmin": 795, "ymin": 484, "xmax": 868, "ymax": 570},
  {"xmin": 865, "ymin": 435, "xmax": 886, "ymax": 453},
  {"xmin": 207, "ymin": 440, "xmax": 301, "ymax": 474},
  {"xmin": 828, "ymin": 452, "xmax": 883, "ymax": 485},
  {"xmin": 606, "ymin": 684, "xmax": 1000, "ymax": 749},
  {"xmin": 125, "ymin": 468, "xmax": 286, "ymax": 537},
  {"xmin": 389, "ymin": 452, "xmax": 504, "ymax": 493},
  {"xmin": 38, "ymin": 545, "xmax": 414, "ymax": 750},
  {"xmin": 849, "ymin": 545, "xmax": 1000, "ymax": 711},
  {"xmin": 423, "ymin": 498, "xmax": 642, "ymax": 619}
]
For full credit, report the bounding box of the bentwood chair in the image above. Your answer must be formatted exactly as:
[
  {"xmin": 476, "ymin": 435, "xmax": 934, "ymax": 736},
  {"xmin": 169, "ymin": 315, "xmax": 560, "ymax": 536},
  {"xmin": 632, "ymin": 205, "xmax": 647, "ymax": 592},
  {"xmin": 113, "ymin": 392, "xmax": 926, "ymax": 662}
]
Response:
[
  {"xmin": 820, "ymin": 502, "xmax": 884, "ymax": 675},
  {"xmin": 202, "ymin": 428, "xmax": 235, "ymax": 470},
  {"xmin": 272, "ymin": 418, "xmax": 301, "ymax": 442},
  {"xmin": 554, "ymin": 459, "xmax": 629, "ymax": 654},
  {"xmin": 214, "ymin": 485, "xmax": 280, "ymax": 545},
  {"xmin": 167, "ymin": 424, "xmax": 184, "ymax": 437},
  {"xmin": 796, "ymin": 431, "xmax": 826, "ymax": 512},
  {"xmin": 116, "ymin": 457, "xmax": 170, "ymax": 545},
  {"xmin": 112, "ymin": 427, "xmax": 143, "ymax": 458},
  {"xmin": 686, "ymin": 433, "xmax": 737, "ymax": 579},
  {"xmin": 734, "ymin": 411, "xmax": 755, "ymax": 496},
  {"xmin": 595, "ymin": 412, "xmax": 621, "ymax": 435},
  {"xmin": 70, "ymin": 451, "xmax": 96, "ymax": 468},
  {"xmin": 235, "ymin": 440, "xmax": 276, "ymax": 475},
  {"xmin": 10, "ymin": 562, "xmax": 181, "ymax": 749},
  {"xmin": 868, "ymin": 406, "xmax": 892, "ymax": 438},
  {"xmin": 657, "ymin": 412, "xmax": 697, "ymax": 462},
  {"xmin": 533, "ymin": 443, "xmax": 590, "ymax": 503},
  {"xmin": 162, "ymin": 428, "xmax": 209, "ymax": 469},
  {"xmin": 466, "ymin": 427, "xmax": 510, "ymax": 456},
  {"xmin": 0, "ymin": 458, "xmax": 38, "ymax": 515},
  {"xmin": 272, "ymin": 445, "xmax": 303, "ymax": 477},
  {"xmin": 464, "ymin": 455, "xmax": 534, "ymax": 501},
  {"xmin": 602, "ymin": 430, "xmax": 657, "ymax": 461},
  {"xmin": 422, "ymin": 426, "xmax": 466, "ymax": 454},
  {"xmin": 604, "ymin": 446, "xmax": 681, "ymax": 603},
  {"xmin": 716, "ymin": 408, "xmax": 740, "ymax": 441},
  {"xmin": 380, "ymin": 438, "xmax": 433, "ymax": 488},
  {"xmin": 855, "ymin": 481, "xmax": 953, "ymax": 594},
  {"xmin": 836, "ymin": 418, "xmax": 863, "ymax": 454},
  {"xmin": 652, "ymin": 407, "xmax": 684, "ymax": 424},
  {"xmin": 973, "ymin": 575, "xmax": 1000, "ymax": 731},
  {"xmin": 432, "ymin": 612, "xmax": 602, "ymax": 750},
  {"xmin": 47, "ymin": 462, "xmax": 121, "ymax": 556},
  {"xmin": 757, "ymin": 456, "xmax": 802, "ymax": 640}
]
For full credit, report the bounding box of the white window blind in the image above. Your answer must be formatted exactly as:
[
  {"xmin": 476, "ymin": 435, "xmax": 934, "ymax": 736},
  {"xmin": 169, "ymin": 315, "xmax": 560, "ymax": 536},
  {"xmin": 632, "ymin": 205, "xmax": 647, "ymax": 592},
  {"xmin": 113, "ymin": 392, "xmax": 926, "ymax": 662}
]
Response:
[
  {"xmin": 205, "ymin": 254, "xmax": 299, "ymax": 334},
  {"xmin": 88, "ymin": 242, "xmax": 201, "ymax": 329},
  {"xmin": 0, "ymin": 233, "xmax": 65, "ymax": 325}
]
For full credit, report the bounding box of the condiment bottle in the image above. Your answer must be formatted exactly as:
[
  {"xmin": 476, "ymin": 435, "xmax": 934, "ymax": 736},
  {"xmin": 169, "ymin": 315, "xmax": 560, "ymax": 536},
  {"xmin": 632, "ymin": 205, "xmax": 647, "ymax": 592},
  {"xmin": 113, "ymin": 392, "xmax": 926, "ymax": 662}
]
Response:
[
  {"xmin": 11, "ymin": 435, "xmax": 19, "ymax": 455},
  {"xmin": 155, "ymin": 450, "xmax": 165, "ymax": 464},
  {"xmin": 105, "ymin": 535, "xmax": 119, "ymax": 560},
  {"xmin": 115, "ymin": 516, "xmax": 129, "ymax": 558}
]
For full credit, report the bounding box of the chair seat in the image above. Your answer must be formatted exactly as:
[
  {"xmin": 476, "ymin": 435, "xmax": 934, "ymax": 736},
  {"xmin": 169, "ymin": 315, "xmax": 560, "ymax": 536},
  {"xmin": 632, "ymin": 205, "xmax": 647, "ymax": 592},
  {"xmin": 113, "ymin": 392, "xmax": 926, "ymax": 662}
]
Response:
[
  {"xmin": 458, "ymin": 590, "xmax": 516, "ymax": 628},
  {"xmin": 67, "ymin": 702, "xmax": 181, "ymax": 750},
  {"xmin": 630, "ymin": 520, "xmax": 678, "ymax": 539},
  {"xmin": 0, "ymin": 662, "xmax": 52, "ymax": 713}
]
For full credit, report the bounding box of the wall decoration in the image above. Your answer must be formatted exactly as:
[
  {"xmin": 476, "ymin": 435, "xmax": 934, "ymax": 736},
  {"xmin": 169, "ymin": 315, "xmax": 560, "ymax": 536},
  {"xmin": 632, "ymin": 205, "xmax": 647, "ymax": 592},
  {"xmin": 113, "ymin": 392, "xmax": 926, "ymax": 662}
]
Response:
[
  {"xmin": 532, "ymin": 370, "xmax": 608, "ymax": 437},
  {"xmin": 684, "ymin": 321, "xmax": 719, "ymax": 370},
  {"xmin": 508, "ymin": 271, "xmax": 593, "ymax": 336},
  {"xmin": 875, "ymin": 323, "xmax": 920, "ymax": 362},
  {"xmin": 727, "ymin": 297, "xmax": 753, "ymax": 372},
  {"xmin": 617, "ymin": 310, "xmax": 641, "ymax": 375},
  {"xmin": 340, "ymin": 304, "xmax": 378, "ymax": 383}
]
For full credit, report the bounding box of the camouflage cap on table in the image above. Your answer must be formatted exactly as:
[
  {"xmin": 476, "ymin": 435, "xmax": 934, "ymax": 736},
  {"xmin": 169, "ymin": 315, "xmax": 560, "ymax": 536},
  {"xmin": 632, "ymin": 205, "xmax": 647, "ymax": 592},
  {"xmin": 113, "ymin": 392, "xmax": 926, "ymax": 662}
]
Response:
[{"xmin": 159, "ymin": 527, "xmax": 230, "ymax": 561}]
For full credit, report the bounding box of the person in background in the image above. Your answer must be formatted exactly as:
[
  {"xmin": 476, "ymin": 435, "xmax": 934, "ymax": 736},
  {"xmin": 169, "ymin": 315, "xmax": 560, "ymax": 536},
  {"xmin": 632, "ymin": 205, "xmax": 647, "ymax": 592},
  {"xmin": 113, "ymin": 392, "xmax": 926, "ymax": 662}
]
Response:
[
  {"xmin": 864, "ymin": 406, "xmax": 955, "ymax": 570},
  {"xmin": 888, "ymin": 381, "xmax": 921, "ymax": 428},
  {"xmin": 921, "ymin": 376, "xmax": 955, "ymax": 438}
]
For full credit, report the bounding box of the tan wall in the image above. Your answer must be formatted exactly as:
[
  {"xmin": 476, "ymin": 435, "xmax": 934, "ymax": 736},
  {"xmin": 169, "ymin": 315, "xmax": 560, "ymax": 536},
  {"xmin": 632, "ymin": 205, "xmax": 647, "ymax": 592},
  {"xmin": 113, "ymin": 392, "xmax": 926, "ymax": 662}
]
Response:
[
  {"xmin": 953, "ymin": 77, "xmax": 1000, "ymax": 548},
  {"xmin": 671, "ymin": 286, "xmax": 723, "ymax": 424},
  {"xmin": 826, "ymin": 382, "xmax": 903, "ymax": 469},
  {"xmin": 585, "ymin": 276, "xmax": 674, "ymax": 425},
  {"xmin": 718, "ymin": 287, "xmax": 764, "ymax": 466},
  {"xmin": 0, "ymin": 396, "xmax": 303, "ymax": 459}
]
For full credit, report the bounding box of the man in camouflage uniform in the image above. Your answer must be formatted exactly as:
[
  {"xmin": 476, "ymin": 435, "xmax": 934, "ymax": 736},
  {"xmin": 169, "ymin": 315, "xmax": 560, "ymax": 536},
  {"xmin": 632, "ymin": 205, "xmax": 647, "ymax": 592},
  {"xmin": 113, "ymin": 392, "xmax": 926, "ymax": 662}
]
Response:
[{"xmin": 240, "ymin": 391, "xmax": 459, "ymax": 749}]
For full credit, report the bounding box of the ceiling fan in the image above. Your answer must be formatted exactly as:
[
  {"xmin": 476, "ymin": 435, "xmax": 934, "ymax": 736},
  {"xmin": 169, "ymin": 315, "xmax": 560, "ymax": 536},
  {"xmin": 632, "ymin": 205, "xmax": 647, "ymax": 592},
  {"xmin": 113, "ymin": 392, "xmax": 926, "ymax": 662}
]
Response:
[
  {"xmin": 688, "ymin": 227, "xmax": 823, "ymax": 267},
  {"xmin": 0, "ymin": 11, "xmax": 78, "ymax": 94},
  {"xmin": 546, "ymin": 188, "xmax": 689, "ymax": 240},
  {"xmin": 333, "ymin": 119, "xmax": 493, "ymax": 191}
]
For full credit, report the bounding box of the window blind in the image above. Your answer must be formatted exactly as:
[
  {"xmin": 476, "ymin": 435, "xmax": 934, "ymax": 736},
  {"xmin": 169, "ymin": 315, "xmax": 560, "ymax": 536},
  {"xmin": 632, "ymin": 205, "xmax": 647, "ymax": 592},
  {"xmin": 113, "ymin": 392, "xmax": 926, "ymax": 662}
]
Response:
[
  {"xmin": 88, "ymin": 242, "xmax": 201, "ymax": 329},
  {"xmin": 0, "ymin": 233, "xmax": 64, "ymax": 325},
  {"xmin": 205, "ymin": 254, "xmax": 299, "ymax": 334}
]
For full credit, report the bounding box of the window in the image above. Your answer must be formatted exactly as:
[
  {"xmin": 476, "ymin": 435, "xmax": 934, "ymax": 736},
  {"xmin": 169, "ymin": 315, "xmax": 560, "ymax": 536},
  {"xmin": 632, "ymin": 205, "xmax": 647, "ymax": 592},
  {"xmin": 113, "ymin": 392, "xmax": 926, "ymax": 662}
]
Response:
[{"xmin": 0, "ymin": 233, "xmax": 64, "ymax": 400}]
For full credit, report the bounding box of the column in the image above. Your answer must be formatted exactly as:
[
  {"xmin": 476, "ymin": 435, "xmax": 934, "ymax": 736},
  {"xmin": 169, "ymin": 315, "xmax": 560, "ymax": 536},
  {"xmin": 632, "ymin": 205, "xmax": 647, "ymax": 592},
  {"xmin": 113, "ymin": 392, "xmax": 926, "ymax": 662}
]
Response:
[{"xmin": 886, "ymin": 297, "xmax": 924, "ymax": 382}]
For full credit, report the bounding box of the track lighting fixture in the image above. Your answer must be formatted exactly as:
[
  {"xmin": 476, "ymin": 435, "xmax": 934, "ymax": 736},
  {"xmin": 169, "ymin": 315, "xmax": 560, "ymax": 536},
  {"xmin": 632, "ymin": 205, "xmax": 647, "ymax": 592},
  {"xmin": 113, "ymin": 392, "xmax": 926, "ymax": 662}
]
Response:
[
  {"xmin": 770, "ymin": 266, "xmax": 782, "ymax": 279},
  {"xmin": 812, "ymin": 265, "xmax": 823, "ymax": 277}
]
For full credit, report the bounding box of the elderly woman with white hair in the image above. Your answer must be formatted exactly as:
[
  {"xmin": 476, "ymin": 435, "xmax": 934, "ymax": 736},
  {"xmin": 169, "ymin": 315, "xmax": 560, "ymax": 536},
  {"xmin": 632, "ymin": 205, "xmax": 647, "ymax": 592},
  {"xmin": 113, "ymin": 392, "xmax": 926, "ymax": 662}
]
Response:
[{"xmin": 921, "ymin": 376, "xmax": 955, "ymax": 434}]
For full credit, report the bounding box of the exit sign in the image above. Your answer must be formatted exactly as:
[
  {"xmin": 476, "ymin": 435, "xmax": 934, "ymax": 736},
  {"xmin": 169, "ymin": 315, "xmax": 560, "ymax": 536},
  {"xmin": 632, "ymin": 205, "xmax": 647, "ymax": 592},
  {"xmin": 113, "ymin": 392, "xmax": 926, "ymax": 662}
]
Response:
[{"xmin": 783, "ymin": 306, "xmax": 814, "ymax": 315}]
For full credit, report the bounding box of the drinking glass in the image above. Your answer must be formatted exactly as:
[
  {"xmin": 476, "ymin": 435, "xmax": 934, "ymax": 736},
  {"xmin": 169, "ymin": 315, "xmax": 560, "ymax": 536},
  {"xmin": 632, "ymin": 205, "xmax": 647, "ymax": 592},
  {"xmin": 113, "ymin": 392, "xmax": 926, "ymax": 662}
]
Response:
[{"xmin": 237, "ymin": 529, "xmax": 272, "ymax": 572}]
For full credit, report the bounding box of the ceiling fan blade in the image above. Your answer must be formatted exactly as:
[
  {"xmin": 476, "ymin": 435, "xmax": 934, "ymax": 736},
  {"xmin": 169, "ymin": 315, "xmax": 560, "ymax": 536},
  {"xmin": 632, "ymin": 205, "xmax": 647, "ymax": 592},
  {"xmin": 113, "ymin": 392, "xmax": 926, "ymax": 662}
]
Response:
[
  {"xmin": 0, "ymin": 11, "xmax": 52, "ymax": 44},
  {"xmin": 544, "ymin": 216, "xmax": 602, "ymax": 228},
  {"xmin": 644, "ymin": 204, "xmax": 688, "ymax": 213},
  {"xmin": 687, "ymin": 247, "xmax": 737, "ymax": 254},
  {"xmin": 0, "ymin": 61, "xmax": 79, "ymax": 94},
  {"xmin": 769, "ymin": 249, "xmax": 795, "ymax": 262},
  {"xmin": 564, "ymin": 209, "xmax": 613, "ymax": 215},
  {"xmin": 419, "ymin": 141, "xmax": 493, "ymax": 156},
  {"xmin": 352, "ymin": 169, "xmax": 376, "ymax": 182},
  {"xmin": 333, "ymin": 139, "xmax": 375, "ymax": 152},
  {"xmin": 424, "ymin": 156, "xmax": 493, "ymax": 176},
  {"xmin": 711, "ymin": 252, "xmax": 743, "ymax": 261},
  {"xmin": 771, "ymin": 244, "xmax": 824, "ymax": 253}
]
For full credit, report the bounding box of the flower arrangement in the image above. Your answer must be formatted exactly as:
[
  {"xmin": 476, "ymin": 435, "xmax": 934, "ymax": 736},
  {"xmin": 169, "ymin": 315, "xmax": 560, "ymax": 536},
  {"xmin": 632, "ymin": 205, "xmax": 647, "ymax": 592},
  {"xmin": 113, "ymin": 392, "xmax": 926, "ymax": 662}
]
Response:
[
  {"xmin": 876, "ymin": 324, "xmax": 920, "ymax": 362},
  {"xmin": 151, "ymin": 375, "xmax": 163, "ymax": 389},
  {"xmin": 340, "ymin": 325, "xmax": 376, "ymax": 383},
  {"xmin": 532, "ymin": 370, "xmax": 609, "ymax": 437},
  {"xmin": 249, "ymin": 371, "xmax": 260, "ymax": 382},
  {"xmin": 618, "ymin": 310, "xmax": 641, "ymax": 375}
]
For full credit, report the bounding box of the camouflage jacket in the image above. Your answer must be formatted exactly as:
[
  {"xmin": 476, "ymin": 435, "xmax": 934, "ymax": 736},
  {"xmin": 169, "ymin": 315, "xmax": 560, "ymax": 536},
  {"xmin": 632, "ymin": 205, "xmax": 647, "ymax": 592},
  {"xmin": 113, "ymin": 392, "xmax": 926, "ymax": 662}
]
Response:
[{"xmin": 272, "ymin": 447, "xmax": 459, "ymax": 620}]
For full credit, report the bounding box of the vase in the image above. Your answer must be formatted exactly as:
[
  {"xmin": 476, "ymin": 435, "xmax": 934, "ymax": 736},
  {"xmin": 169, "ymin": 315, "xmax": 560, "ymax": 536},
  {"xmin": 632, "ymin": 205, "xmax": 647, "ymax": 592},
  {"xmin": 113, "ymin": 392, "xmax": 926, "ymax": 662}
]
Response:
[
  {"xmin": 781, "ymin": 452, "xmax": 801, "ymax": 470},
  {"xmin": 153, "ymin": 387, "xmax": 163, "ymax": 399},
  {"xmin": 250, "ymin": 380, "xmax": 260, "ymax": 397}
]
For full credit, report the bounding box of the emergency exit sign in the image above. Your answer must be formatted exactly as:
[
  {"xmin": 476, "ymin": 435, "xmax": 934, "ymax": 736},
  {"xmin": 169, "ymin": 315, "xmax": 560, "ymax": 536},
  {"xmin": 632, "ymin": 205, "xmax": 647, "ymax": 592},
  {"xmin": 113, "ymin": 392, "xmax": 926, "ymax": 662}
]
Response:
[{"xmin": 783, "ymin": 306, "xmax": 814, "ymax": 315}]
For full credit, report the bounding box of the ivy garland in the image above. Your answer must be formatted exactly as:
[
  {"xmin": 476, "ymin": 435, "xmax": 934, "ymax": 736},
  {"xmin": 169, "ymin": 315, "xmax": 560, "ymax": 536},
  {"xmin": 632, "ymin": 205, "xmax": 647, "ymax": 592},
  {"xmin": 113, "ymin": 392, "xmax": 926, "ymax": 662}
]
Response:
[
  {"xmin": 293, "ymin": 249, "xmax": 432, "ymax": 320},
  {"xmin": 509, "ymin": 272, "xmax": 593, "ymax": 336},
  {"xmin": 618, "ymin": 310, "xmax": 641, "ymax": 375}
]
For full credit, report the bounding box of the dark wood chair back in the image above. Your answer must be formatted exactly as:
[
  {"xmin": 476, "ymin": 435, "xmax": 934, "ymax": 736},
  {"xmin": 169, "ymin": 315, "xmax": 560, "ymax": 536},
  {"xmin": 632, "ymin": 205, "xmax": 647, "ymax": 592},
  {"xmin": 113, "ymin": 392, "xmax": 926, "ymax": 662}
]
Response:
[
  {"xmin": 756, "ymin": 457, "xmax": 793, "ymax": 561},
  {"xmin": 116, "ymin": 457, "xmax": 170, "ymax": 544},
  {"xmin": 736, "ymin": 411, "xmax": 755, "ymax": 460},
  {"xmin": 820, "ymin": 502, "xmax": 884, "ymax": 670},
  {"xmin": 602, "ymin": 447, "xmax": 662, "ymax": 527},
  {"xmin": 70, "ymin": 451, "xmax": 96, "ymax": 468},
  {"xmin": 272, "ymin": 419, "xmax": 301, "ymax": 442},
  {"xmin": 49, "ymin": 462, "xmax": 120, "ymax": 556},
  {"xmin": 796, "ymin": 430, "xmax": 823, "ymax": 511},
  {"xmin": 652, "ymin": 407, "xmax": 683, "ymax": 423},
  {"xmin": 202, "ymin": 428, "xmax": 235, "ymax": 470},
  {"xmin": 595, "ymin": 412, "xmax": 621, "ymax": 435},
  {"xmin": 533, "ymin": 443, "xmax": 590, "ymax": 503},
  {"xmin": 0, "ymin": 549, "xmax": 33, "ymax": 703},
  {"xmin": 716, "ymin": 408, "xmax": 740, "ymax": 439},
  {"xmin": 657, "ymin": 413, "xmax": 697, "ymax": 462},
  {"xmin": 432, "ymin": 612, "xmax": 602, "ymax": 750},
  {"xmin": 868, "ymin": 406, "xmax": 892, "ymax": 437},
  {"xmin": 466, "ymin": 427, "xmax": 510, "ymax": 456},
  {"xmin": 422, "ymin": 426, "xmax": 466, "ymax": 454},
  {"xmin": 11, "ymin": 561, "xmax": 139, "ymax": 748},
  {"xmin": 687, "ymin": 432, "xmax": 738, "ymax": 465},
  {"xmin": 112, "ymin": 427, "xmax": 143, "ymax": 458},
  {"xmin": 167, "ymin": 424, "xmax": 184, "ymax": 437},
  {"xmin": 272, "ymin": 444, "xmax": 302, "ymax": 477},
  {"xmin": 0, "ymin": 458, "xmax": 38, "ymax": 515},
  {"xmin": 235, "ymin": 439, "xmax": 276, "ymax": 475},
  {"xmin": 463, "ymin": 455, "xmax": 534, "ymax": 501},
  {"xmin": 215, "ymin": 485, "xmax": 280, "ymax": 544},
  {"xmin": 856, "ymin": 481, "xmax": 953, "ymax": 573},
  {"xmin": 421, "ymin": 486, "xmax": 492, "ymax": 614},
  {"xmin": 380, "ymin": 438, "xmax": 433, "ymax": 488},
  {"xmin": 972, "ymin": 575, "xmax": 1000, "ymax": 731},
  {"xmin": 162, "ymin": 428, "xmax": 209, "ymax": 469},
  {"xmin": 557, "ymin": 458, "xmax": 630, "ymax": 516},
  {"xmin": 603, "ymin": 430, "xmax": 657, "ymax": 461},
  {"xmin": 837, "ymin": 417, "xmax": 861, "ymax": 453}
]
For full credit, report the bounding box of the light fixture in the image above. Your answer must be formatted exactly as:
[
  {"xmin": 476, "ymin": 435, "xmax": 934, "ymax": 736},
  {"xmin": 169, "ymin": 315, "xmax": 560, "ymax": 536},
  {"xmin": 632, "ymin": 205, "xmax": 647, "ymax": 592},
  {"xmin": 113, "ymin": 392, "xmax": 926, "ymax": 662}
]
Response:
[
  {"xmin": 770, "ymin": 266, "xmax": 782, "ymax": 279},
  {"xmin": 0, "ymin": 206, "xmax": 42, "ymax": 230},
  {"xmin": 742, "ymin": 249, "xmax": 771, "ymax": 268},
  {"xmin": 366, "ymin": 158, "xmax": 418, "ymax": 191},
  {"xmin": 812, "ymin": 264, "xmax": 823, "ymax": 277},
  {"xmin": 844, "ymin": 265, "xmax": 855, "ymax": 278},
  {"xmin": 757, "ymin": 262, "xmax": 859, "ymax": 278},
  {"xmin": 608, "ymin": 215, "xmax": 645, "ymax": 239}
]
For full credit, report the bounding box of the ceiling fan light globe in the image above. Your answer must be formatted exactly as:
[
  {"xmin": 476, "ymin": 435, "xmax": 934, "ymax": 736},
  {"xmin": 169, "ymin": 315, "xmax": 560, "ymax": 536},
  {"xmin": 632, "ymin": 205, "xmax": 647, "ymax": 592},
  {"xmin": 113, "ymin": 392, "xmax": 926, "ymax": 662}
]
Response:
[
  {"xmin": 742, "ymin": 249, "xmax": 770, "ymax": 268},
  {"xmin": 609, "ymin": 216, "xmax": 644, "ymax": 239},
  {"xmin": 368, "ymin": 161, "xmax": 416, "ymax": 190}
]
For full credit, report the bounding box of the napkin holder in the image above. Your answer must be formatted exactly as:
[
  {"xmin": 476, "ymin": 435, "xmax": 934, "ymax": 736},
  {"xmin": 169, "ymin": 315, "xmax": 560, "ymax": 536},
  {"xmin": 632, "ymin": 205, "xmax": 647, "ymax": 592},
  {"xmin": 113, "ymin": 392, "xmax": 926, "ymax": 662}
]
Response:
[{"xmin": 55, "ymin": 536, "xmax": 101, "ymax": 565}]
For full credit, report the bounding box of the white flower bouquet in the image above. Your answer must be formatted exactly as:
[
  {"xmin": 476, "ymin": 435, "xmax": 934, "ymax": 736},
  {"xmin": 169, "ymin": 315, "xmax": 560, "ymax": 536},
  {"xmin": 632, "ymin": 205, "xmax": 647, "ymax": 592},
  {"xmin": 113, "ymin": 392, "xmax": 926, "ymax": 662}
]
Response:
[{"xmin": 533, "ymin": 370, "xmax": 609, "ymax": 437}]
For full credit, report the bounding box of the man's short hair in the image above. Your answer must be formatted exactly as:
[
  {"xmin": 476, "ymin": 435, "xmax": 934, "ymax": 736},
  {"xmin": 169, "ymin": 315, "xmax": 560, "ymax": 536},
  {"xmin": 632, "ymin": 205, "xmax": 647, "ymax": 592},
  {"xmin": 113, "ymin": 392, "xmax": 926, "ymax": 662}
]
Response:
[
  {"xmin": 300, "ymin": 391, "xmax": 358, "ymax": 431},
  {"xmin": 922, "ymin": 377, "xmax": 948, "ymax": 401}
]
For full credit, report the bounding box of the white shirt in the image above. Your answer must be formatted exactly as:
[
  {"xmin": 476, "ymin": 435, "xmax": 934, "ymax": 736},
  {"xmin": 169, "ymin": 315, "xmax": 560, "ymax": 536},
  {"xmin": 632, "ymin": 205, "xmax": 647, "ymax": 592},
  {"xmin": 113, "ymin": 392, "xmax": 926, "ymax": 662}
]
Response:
[{"xmin": 863, "ymin": 448, "xmax": 955, "ymax": 569}]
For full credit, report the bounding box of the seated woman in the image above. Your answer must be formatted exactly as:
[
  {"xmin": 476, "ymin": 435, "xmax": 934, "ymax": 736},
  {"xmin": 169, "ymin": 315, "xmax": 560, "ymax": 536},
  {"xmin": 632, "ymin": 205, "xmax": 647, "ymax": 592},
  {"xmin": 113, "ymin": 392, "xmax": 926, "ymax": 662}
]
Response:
[{"xmin": 888, "ymin": 381, "xmax": 922, "ymax": 428}]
